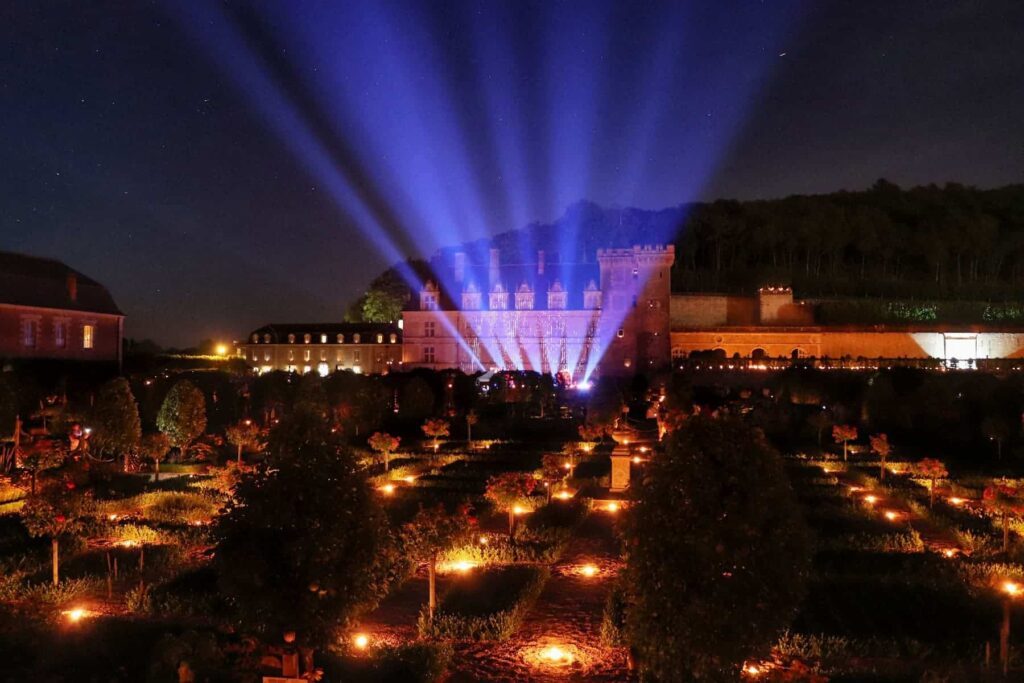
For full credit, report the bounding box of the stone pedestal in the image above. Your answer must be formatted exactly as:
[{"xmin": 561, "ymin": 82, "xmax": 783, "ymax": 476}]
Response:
[{"xmin": 610, "ymin": 454, "xmax": 631, "ymax": 492}]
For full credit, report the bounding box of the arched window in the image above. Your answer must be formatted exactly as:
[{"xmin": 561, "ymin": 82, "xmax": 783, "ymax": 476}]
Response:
[
  {"xmin": 377, "ymin": 334, "xmax": 384, "ymax": 343},
  {"xmin": 263, "ymin": 334, "xmax": 271, "ymax": 343},
  {"xmin": 287, "ymin": 334, "xmax": 296, "ymax": 344},
  {"xmin": 303, "ymin": 333, "xmax": 311, "ymax": 344},
  {"xmin": 251, "ymin": 333, "xmax": 258, "ymax": 343},
  {"xmin": 791, "ymin": 349, "xmax": 800, "ymax": 359},
  {"xmin": 751, "ymin": 348, "xmax": 767, "ymax": 360}
]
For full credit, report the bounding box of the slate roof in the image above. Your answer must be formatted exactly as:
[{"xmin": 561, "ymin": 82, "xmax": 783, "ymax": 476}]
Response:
[{"xmin": 0, "ymin": 251, "xmax": 123, "ymax": 315}]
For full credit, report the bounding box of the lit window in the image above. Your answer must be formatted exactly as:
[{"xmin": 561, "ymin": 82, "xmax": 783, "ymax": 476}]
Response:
[
  {"xmin": 320, "ymin": 334, "xmax": 327, "ymax": 343},
  {"xmin": 252, "ymin": 351, "xmax": 258, "ymax": 361},
  {"xmin": 425, "ymin": 321, "xmax": 436, "ymax": 338},
  {"xmin": 264, "ymin": 334, "xmax": 271, "ymax": 343},
  {"xmin": 424, "ymin": 346, "xmax": 435, "ymax": 363},
  {"xmin": 320, "ymin": 350, "xmax": 327, "ymax": 361},
  {"xmin": 288, "ymin": 350, "xmax": 295, "ymax": 361},
  {"xmin": 22, "ymin": 319, "xmax": 37, "ymax": 348},
  {"xmin": 303, "ymin": 349, "xmax": 311, "ymax": 361},
  {"xmin": 82, "ymin": 324, "xmax": 94, "ymax": 349},
  {"xmin": 251, "ymin": 333, "xmax": 259, "ymax": 343},
  {"xmin": 303, "ymin": 334, "xmax": 311, "ymax": 344},
  {"xmin": 390, "ymin": 333, "xmax": 397, "ymax": 344},
  {"xmin": 353, "ymin": 349, "xmax": 361, "ymax": 363},
  {"xmin": 54, "ymin": 321, "xmax": 66, "ymax": 349},
  {"xmin": 353, "ymin": 334, "xmax": 361, "ymax": 344},
  {"xmin": 377, "ymin": 334, "xmax": 383, "ymax": 343},
  {"xmin": 264, "ymin": 351, "xmax": 271, "ymax": 361},
  {"xmin": 337, "ymin": 333, "xmax": 344, "ymax": 343},
  {"xmin": 617, "ymin": 328, "xmax": 625, "ymax": 338},
  {"xmin": 288, "ymin": 334, "xmax": 296, "ymax": 343}
]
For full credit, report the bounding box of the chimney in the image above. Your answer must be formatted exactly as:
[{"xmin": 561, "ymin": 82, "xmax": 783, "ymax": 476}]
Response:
[
  {"xmin": 453, "ymin": 251, "xmax": 466, "ymax": 284},
  {"xmin": 537, "ymin": 250, "xmax": 545, "ymax": 276},
  {"xmin": 489, "ymin": 248, "xmax": 500, "ymax": 290},
  {"xmin": 66, "ymin": 273, "xmax": 78, "ymax": 302}
]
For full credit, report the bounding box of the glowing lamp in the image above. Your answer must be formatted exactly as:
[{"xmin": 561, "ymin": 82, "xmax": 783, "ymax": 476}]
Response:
[
  {"xmin": 555, "ymin": 490, "xmax": 573, "ymax": 501},
  {"xmin": 478, "ymin": 535, "xmax": 489, "ymax": 545},
  {"xmin": 540, "ymin": 645, "xmax": 573, "ymax": 664},
  {"xmin": 605, "ymin": 502, "xmax": 620, "ymax": 513},
  {"xmin": 948, "ymin": 496, "xmax": 965, "ymax": 506},
  {"xmin": 743, "ymin": 663, "xmax": 763, "ymax": 677},
  {"xmin": 563, "ymin": 462, "xmax": 572, "ymax": 470},
  {"xmin": 107, "ymin": 514, "xmax": 118, "ymax": 521},
  {"xmin": 632, "ymin": 456, "xmax": 643, "ymax": 464},
  {"xmin": 215, "ymin": 344, "xmax": 228, "ymax": 356},
  {"xmin": 451, "ymin": 560, "xmax": 476, "ymax": 573},
  {"xmin": 884, "ymin": 510, "xmax": 899, "ymax": 521},
  {"xmin": 63, "ymin": 607, "xmax": 89, "ymax": 623},
  {"xmin": 353, "ymin": 633, "xmax": 370, "ymax": 650},
  {"xmin": 580, "ymin": 564, "xmax": 598, "ymax": 577},
  {"xmin": 512, "ymin": 505, "xmax": 527, "ymax": 515},
  {"xmin": 404, "ymin": 476, "xmax": 416, "ymax": 484},
  {"xmin": 863, "ymin": 494, "xmax": 878, "ymax": 505},
  {"xmin": 115, "ymin": 540, "xmax": 139, "ymax": 548},
  {"xmin": 380, "ymin": 484, "xmax": 395, "ymax": 495},
  {"xmin": 942, "ymin": 548, "xmax": 958, "ymax": 559},
  {"xmin": 1003, "ymin": 581, "xmax": 1022, "ymax": 597}
]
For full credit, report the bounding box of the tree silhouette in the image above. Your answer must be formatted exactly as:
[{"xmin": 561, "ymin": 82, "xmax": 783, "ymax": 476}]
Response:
[
  {"xmin": 870, "ymin": 433, "xmax": 891, "ymax": 481},
  {"xmin": 368, "ymin": 432, "xmax": 400, "ymax": 472},
  {"xmin": 485, "ymin": 472, "xmax": 536, "ymax": 538},
  {"xmin": 914, "ymin": 458, "xmax": 948, "ymax": 508},
  {"xmin": 403, "ymin": 504, "xmax": 472, "ymax": 623},
  {"xmin": 156, "ymin": 380, "xmax": 207, "ymax": 452},
  {"xmin": 21, "ymin": 474, "xmax": 90, "ymax": 585},
  {"xmin": 225, "ymin": 419, "xmax": 262, "ymax": 465},
  {"xmin": 89, "ymin": 377, "xmax": 141, "ymax": 470},
  {"xmin": 984, "ymin": 483, "xmax": 1024, "ymax": 553},
  {"xmin": 832, "ymin": 424, "xmax": 857, "ymax": 462}
]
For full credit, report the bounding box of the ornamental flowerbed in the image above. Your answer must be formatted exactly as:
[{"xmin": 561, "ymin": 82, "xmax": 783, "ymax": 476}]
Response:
[{"xmin": 417, "ymin": 564, "xmax": 549, "ymax": 640}]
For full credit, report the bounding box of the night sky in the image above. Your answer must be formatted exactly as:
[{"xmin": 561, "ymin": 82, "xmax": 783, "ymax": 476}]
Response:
[{"xmin": 2, "ymin": 1, "xmax": 1022, "ymax": 347}]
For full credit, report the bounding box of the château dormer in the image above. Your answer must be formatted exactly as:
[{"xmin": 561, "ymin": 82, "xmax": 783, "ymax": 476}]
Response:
[
  {"xmin": 515, "ymin": 282, "xmax": 535, "ymax": 310},
  {"xmin": 420, "ymin": 281, "xmax": 439, "ymax": 311}
]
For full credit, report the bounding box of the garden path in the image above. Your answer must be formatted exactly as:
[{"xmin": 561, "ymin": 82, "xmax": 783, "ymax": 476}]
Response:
[{"xmin": 444, "ymin": 512, "xmax": 629, "ymax": 682}]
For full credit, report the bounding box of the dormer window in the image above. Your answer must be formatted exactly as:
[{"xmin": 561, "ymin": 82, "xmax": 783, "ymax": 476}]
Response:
[
  {"xmin": 320, "ymin": 334, "xmax": 327, "ymax": 343},
  {"xmin": 288, "ymin": 334, "xmax": 296, "ymax": 343},
  {"xmin": 390, "ymin": 333, "xmax": 397, "ymax": 344},
  {"xmin": 303, "ymin": 333, "xmax": 311, "ymax": 344},
  {"xmin": 264, "ymin": 334, "xmax": 271, "ymax": 343},
  {"xmin": 377, "ymin": 334, "xmax": 384, "ymax": 343},
  {"xmin": 337, "ymin": 333, "xmax": 344, "ymax": 343},
  {"xmin": 353, "ymin": 333, "xmax": 361, "ymax": 344}
]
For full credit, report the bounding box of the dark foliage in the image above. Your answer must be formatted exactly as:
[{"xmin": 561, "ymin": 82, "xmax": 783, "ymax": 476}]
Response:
[{"xmin": 622, "ymin": 416, "xmax": 811, "ymax": 681}]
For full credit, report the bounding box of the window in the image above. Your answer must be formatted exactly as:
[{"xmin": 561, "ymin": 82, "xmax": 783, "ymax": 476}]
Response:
[
  {"xmin": 22, "ymin": 319, "xmax": 38, "ymax": 348},
  {"xmin": 320, "ymin": 350, "xmax": 327, "ymax": 361},
  {"xmin": 337, "ymin": 333, "xmax": 344, "ymax": 343},
  {"xmin": 288, "ymin": 334, "xmax": 296, "ymax": 343},
  {"xmin": 353, "ymin": 349, "xmax": 361, "ymax": 363},
  {"xmin": 264, "ymin": 351, "xmax": 271, "ymax": 361},
  {"xmin": 252, "ymin": 351, "xmax": 258, "ymax": 361},
  {"xmin": 376, "ymin": 334, "xmax": 383, "ymax": 343},
  {"xmin": 288, "ymin": 350, "xmax": 295, "ymax": 361},
  {"xmin": 424, "ymin": 346, "xmax": 436, "ymax": 363},
  {"xmin": 320, "ymin": 334, "xmax": 327, "ymax": 343},
  {"xmin": 617, "ymin": 328, "xmax": 625, "ymax": 338},
  {"xmin": 303, "ymin": 333, "xmax": 311, "ymax": 344},
  {"xmin": 264, "ymin": 334, "xmax": 271, "ymax": 343},
  {"xmin": 424, "ymin": 321, "xmax": 436, "ymax": 338},
  {"xmin": 353, "ymin": 333, "xmax": 361, "ymax": 343},
  {"xmin": 422, "ymin": 293, "xmax": 438, "ymax": 310},
  {"xmin": 82, "ymin": 324, "xmax": 94, "ymax": 349},
  {"xmin": 390, "ymin": 333, "xmax": 397, "ymax": 344},
  {"xmin": 303, "ymin": 349, "xmax": 311, "ymax": 361},
  {"xmin": 54, "ymin": 321, "xmax": 67, "ymax": 348},
  {"xmin": 251, "ymin": 333, "xmax": 259, "ymax": 343}
]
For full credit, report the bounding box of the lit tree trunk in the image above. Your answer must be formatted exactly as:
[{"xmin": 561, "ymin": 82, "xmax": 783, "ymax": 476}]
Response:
[
  {"xmin": 237, "ymin": 443, "xmax": 243, "ymax": 465},
  {"xmin": 843, "ymin": 441, "xmax": 848, "ymax": 462},
  {"xmin": 508, "ymin": 508, "xmax": 515, "ymax": 539},
  {"xmin": 52, "ymin": 537, "xmax": 59, "ymax": 586},
  {"xmin": 428, "ymin": 552, "xmax": 437, "ymax": 621},
  {"xmin": 1004, "ymin": 513, "xmax": 1011, "ymax": 553},
  {"xmin": 154, "ymin": 459, "xmax": 160, "ymax": 482},
  {"xmin": 879, "ymin": 453, "xmax": 886, "ymax": 481},
  {"xmin": 384, "ymin": 450, "xmax": 390, "ymax": 472},
  {"xmin": 929, "ymin": 478, "xmax": 935, "ymax": 508},
  {"xmin": 466, "ymin": 419, "xmax": 472, "ymax": 446},
  {"xmin": 31, "ymin": 470, "xmax": 37, "ymax": 496}
]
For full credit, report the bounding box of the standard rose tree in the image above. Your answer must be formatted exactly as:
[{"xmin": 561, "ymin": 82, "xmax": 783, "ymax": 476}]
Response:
[
  {"xmin": 403, "ymin": 504, "xmax": 472, "ymax": 622},
  {"xmin": 20, "ymin": 475, "xmax": 90, "ymax": 586},
  {"xmin": 485, "ymin": 472, "xmax": 536, "ymax": 538},
  {"xmin": 368, "ymin": 432, "xmax": 400, "ymax": 472},
  {"xmin": 870, "ymin": 433, "xmax": 891, "ymax": 480},
  {"xmin": 915, "ymin": 458, "xmax": 948, "ymax": 508},
  {"xmin": 226, "ymin": 419, "xmax": 263, "ymax": 465},
  {"xmin": 832, "ymin": 424, "xmax": 858, "ymax": 462},
  {"xmin": 984, "ymin": 483, "xmax": 1024, "ymax": 553},
  {"xmin": 89, "ymin": 377, "xmax": 142, "ymax": 471},
  {"xmin": 140, "ymin": 433, "xmax": 171, "ymax": 481},
  {"xmin": 421, "ymin": 418, "xmax": 449, "ymax": 451}
]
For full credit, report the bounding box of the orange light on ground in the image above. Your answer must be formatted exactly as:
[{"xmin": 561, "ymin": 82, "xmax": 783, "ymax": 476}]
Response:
[
  {"xmin": 512, "ymin": 505, "xmax": 527, "ymax": 515},
  {"xmin": 743, "ymin": 663, "xmax": 764, "ymax": 677},
  {"xmin": 541, "ymin": 645, "xmax": 573, "ymax": 664},
  {"xmin": 107, "ymin": 514, "xmax": 118, "ymax": 521},
  {"xmin": 353, "ymin": 633, "xmax": 370, "ymax": 650},
  {"xmin": 942, "ymin": 548, "xmax": 958, "ymax": 559},
  {"xmin": 563, "ymin": 462, "xmax": 572, "ymax": 471},
  {"xmin": 115, "ymin": 540, "xmax": 139, "ymax": 548},
  {"xmin": 580, "ymin": 564, "xmax": 598, "ymax": 577},
  {"xmin": 864, "ymin": 494, "xmax": 878, "ymax": 505},
  {"xmin": 948, "ymin": 496, "xmax": 965, "ymax": 506},
  {"xmin": 631, "ymin": 456, "xmax": 643, "ymax": 464},
  {"xmin": 555, "ymin": 490, "xmax": 573, "ymax": 501},
  {"xmin": 1003, "ymin": 581, "xmax": 1022, "ymax": 597},
  {"xmin": 478, "ymin": 535, "xmax": 489, "ymax": 545},
  {"xmin": 403, "ymin": 476, "xmax": 416, "ymax": 484},
  {"xmin": 215, "ymin": 344, "xmax": 228, "ymax": 356},
  {"xmin": 63, "ymin": 607, "xmax": 91, "ymax": 623},
  {"xmin": 380, "ymin": 484, "xmax": 395, "ymax": 495},
  {"xmin": 884, "ymin": 510, "xmax": 900, "ymax": 521},
  {"xmin": 604, "ymin": 502, "xmax": 620, "ymax": 513},
  {"xmin": 848, "ymin": 485, "xmax": 862, "ymax": 493}
]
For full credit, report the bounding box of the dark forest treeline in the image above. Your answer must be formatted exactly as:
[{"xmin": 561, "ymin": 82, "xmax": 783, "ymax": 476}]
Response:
[{"xmin": 349, "ymin": 181, "xmax": 1024, "ymax": 321}]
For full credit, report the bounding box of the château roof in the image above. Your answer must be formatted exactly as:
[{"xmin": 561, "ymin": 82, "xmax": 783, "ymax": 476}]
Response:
[{"xmin": 0, "ymin": 251, "xmax": 123, "ymax": 315}]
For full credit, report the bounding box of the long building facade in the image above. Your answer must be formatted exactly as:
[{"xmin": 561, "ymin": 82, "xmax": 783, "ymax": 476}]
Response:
[{"xmin": 238, "ymin": 244, "xmax": 1024, "ymax": 378}]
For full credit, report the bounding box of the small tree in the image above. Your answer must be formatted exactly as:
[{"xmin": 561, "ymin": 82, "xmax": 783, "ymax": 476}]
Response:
[
  {"xmin": 140, "ymin": 433, "xmax": 171, "ymax": 481},
  {"xmin": 465, "ymin": 410, "xmax": 479, "ymax": 446},
  {"xmin": 225, "ymin": 419, "xmax": 262, "ymax": 465},
  {"xmin": 870, "ymin": 433, "xmax": 891, "ymax": 481},
  {"xmin": 984, "ymin": 482, "xmax": 1024, "ymax": 553},
  {"xmin": 19, "ymin": 438, "xmax": 65, "ymax": 495},
  {"xmin": 485, "ymin": 472, "xmax": 536, "ymax": 538},
  {"xmin": 404, "ymin": 504, "xmax": 472, "ymax": 622},
  {"xmin": 915, "ymin": 458, "xmax": 948, "ymax": 508},
  {"xmin": 422, "ymin": 418, "xmax": 449, "ymax": 452},
  {"xmin": 156, "ymin": 380, "xmax": 207, "ymax": 452},
  {"xmin": 21, "ymin": 476, "xmax": 89, "ymax": 585},
  {"xmin": 623, "ymin": 416, "xmax": 811, "ymax": 680},
  {"xmin": 368, "ymin": 432, "xmax": 400, "ymax": 472},
  {"xmin": 90, "ymin": 377, "xmax": 142, "ymax": 471},
  {"xmin": 539, "ymin": 453, "xmax": 567, "ymax": 502},
  {"xmin": 832, "ymin": 424, "xmax": 857, "ymax": 462}
]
